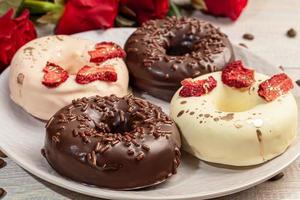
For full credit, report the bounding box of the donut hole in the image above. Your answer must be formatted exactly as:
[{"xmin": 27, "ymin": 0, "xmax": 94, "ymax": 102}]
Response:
[
  {"xmin": 215, "ymin": 87, "xmax": 260, "ymax": 112},
  {"xmin": 50, "ymin": 51, "xmax": 88, "ymax": 75},
  {"xmin": 109, "ymin": 117, "xmax": 133, "ymax": 133},
  {"xmin": 166, "ymin": 34, "xmax": 200, "ymax": 56},
  {"xmin": 97, "ymin": 112, "xmax": 135, "ymax": 134}
]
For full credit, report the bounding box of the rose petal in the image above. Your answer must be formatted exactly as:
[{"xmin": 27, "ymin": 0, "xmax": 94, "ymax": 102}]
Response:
[
  {"xmin": 55, "ymin": 0, "xmax": 118, "ymax": 34},
  {"xmin": 0, "ymin": 9, "xmax": 37, "ymax": 72}
]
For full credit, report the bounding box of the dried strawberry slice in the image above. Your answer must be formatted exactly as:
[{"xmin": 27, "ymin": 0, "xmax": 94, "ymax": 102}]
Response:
[
  {"xmin": 221, "ymin": 60, "xmax": 255, "ymax": 88},
  {"xmin": 258, "ymin": 73, "xmax": 294, "ymax": 102},
  {"xmin": 76, "ymin": 65, "xmax": 117, "ymax": 84},
  {"xmin": 88, "ymin": 42, "xmax": 126, "ymax": 63},
  {"xmin": 42, "ymin": 62, "xmax": 69, "ymax": 88},
  {"xmin": 179, "ymin": 76, "xmax": 217, "ymax": 97}
]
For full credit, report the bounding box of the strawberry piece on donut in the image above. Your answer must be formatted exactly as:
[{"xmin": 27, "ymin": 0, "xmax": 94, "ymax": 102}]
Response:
[
  {"xmin": 258, "ymin": 73, "xmax": 294, "ymax": 102},
  {"xmin": 76, "ymin": 65, "xmax": 117, "ymax": 84},
  {"xmin": 88, "ymin": 42, "xmax": 126, "ymax": 63},
  {"xmin": 42, "ymin": 62, "xmax": 69, "ymax": 88},
  {"xmin": 179, "ymin": 76, "xmax": 217, "ymax": 97},
  {"xmin": 222, "ymin": 60, "xmax": 255, "ymax": 88}
]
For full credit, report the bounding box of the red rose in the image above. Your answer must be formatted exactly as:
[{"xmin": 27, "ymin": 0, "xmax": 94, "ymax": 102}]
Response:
[
  {"xmin": 204, "ymin": 0, "xmax": 248, "ymax": 20},
  {"xmin": 121, "ymin": 0, "xmax": 169, "ymax": 24},
  {"xmin": 55, "ymin": 0, "xmax": 118, "ymax": 35},
  {"xmin": 0, "ymin": 9, "xmax": 37, "ymax": 72}
]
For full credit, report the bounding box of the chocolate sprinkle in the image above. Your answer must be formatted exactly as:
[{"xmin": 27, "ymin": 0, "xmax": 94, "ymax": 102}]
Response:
[
  {"xmin": 124, "ymin": 16, "xmax": 234, "ymax": 101},
  {"xmin": 17, "ymin": 73, "xmax": 25, "ymax": 85},
  {"xmin": 0, "ymin": 158, "xmax": 6, "ymax": 169},
  {"xmin": 136, "ymin": 152, "xmax": 145, "ymax": 161},
  {"xmin": 238, "ymin": 43, "xmax": 248, "ymax": 48},
  {"xmin": 180, "ymin": 101, "xmax": 187, "ymax": 105},
  {"xmin": 0, "ymin": 188, "xmax": 6, "ymax": 198},
  {"xmin": 142, "ymin": 144, "xmax": 150, "ymax": 151},
  {"xmin": 127, "ymin": 149, "xmax": 134, "ymax": 155},
  {"xmin": 0, "ymin": 150, "xmax": 7, "ymax": 158},
  {"xmin": 296, "ymin": 80, "xmax": 300, "ymax": 87},
  {"xmin": 279, "ymin": 66, "xmax": 284, "ymax": 71},
  {"xmin": 43, "ymin": 95, "xmax": 181, "ymax": 189},
  {"xmin": 256, "ymin": 130, "xmax": 263, "ymax": 142},
  {"xmin": 220, "ymin": 113, "xmax": 234, "ymax": 121},
  {"xmin": 243, "ymin": 33, "xmax": 254, "ymax": 40},
  {"xmin": 177, "ymin": 110, "xmax": 184, "ymax": 117},
  {"xmin": 286, "ymin": 28, "xmax": 297, "ymax": 38},
  {"xmin": 204, "ymin": 114, "xmax": 210, "ymax": 118},
  {"xmin": 268, "ymin": 172, "xmax": 284, "ymax": 181}
]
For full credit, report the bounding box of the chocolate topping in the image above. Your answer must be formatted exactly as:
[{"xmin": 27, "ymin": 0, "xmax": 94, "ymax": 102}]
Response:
[
  {"xmin": 43, "ymin": 95, "xmax": 181, "ymax": 189},
  {"xmin": 125, "ymin": 17, "xmax": 234, "ymax": 101}
]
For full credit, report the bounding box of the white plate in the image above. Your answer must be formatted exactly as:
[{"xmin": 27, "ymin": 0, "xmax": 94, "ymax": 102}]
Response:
[{"xmin": 0, "ymin": 28, "xmax": 300, "ymax": 200}]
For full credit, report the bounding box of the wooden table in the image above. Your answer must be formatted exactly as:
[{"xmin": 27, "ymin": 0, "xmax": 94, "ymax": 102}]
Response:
[{"xmin": 1, "ymin": 0, "xmax": 300, "ymax": 199}]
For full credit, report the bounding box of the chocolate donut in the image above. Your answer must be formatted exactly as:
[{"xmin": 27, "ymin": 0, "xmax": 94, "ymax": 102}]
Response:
[
  {"xmin": 42, "ymin": 95, "xmax": 181, "ymax": 189},
  {"xmin": 124, "ymin": 17, "xmax": 234, "ymax": 101}
]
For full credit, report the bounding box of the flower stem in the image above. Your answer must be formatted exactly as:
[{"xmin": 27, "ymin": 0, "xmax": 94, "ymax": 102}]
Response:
[
  {"xmin": 23, "ymin": 0, "xmax": 63, "ymax": 14},
  {"xmin": 168, "ymin": 0, "xmax": 182, "ymax": 17}
]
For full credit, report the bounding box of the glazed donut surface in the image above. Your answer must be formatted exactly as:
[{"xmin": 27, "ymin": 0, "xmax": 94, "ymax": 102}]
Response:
[
  {"xmin": 9, "ymin": 35, "xmax": 129, "ymax": 120},
  {"xmin": 125, "ymin": 17, "xmax": 234, "ymax": 101},
  {"xmin": 170, "ymin": 72, "xmax": 298, "ymax": 166},
  {"xmin": 43, "ymin": 95, "xmax": 181, "ymax": 189}
]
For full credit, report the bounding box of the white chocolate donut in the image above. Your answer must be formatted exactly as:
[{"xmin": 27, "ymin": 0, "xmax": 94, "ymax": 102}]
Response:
[
  {"xmin": 9, "ymin": 35, "xmax": 129, "ymax": 120},
  {"xmin": 170, "ymin": 71, "xmax": 298, "ymax": 166}
]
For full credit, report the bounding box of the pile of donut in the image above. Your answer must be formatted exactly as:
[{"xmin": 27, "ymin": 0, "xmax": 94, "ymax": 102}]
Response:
[{"xmin": 9, "ymin": 17, "xmax": 298, "ymax": 190}]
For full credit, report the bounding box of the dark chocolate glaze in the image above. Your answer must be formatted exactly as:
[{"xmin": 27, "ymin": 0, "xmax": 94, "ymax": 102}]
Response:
[
  {"xmin": 125, "ymin": 17, "xmax": 234, "ymax": 101},
  {"xmin": 43, "ymin": 95, "xmax": 181, "ymax": 190}
]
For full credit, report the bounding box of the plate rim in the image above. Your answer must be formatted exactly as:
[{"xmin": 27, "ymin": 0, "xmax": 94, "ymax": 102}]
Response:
[{"xmin": 1, "ymin": 28, "xmax": 300, "ymax": 200}]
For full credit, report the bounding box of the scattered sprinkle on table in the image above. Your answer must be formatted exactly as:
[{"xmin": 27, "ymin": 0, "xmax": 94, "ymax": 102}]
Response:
[
  {"xmin": 278, "ymin": 66, "xmax": 284, "ymax": 71},
  {"xmin": 0, "ymin": 150, "xmax": 7, "ymax": 158},
  {"xmin": 243, "ymin": 33, "xmax": 254, "ymax": 40},
  {"xmin": 286, "ymin": 28, "xmax": 297, "ymax": 38},
  {"xmin": 268, "ymin": 172, "xmax": 284, "ymax": 181},
  {"xmin": 0, "ymin": 188, "xmax": 6, "ymax": 198},
  {"xmin": 239, "ymin": 43, "xmax": 248, "ymax": 48},
  {"xmin": 296, "ymin": 80, "xmax": 300, "ymax": 86},
  {"xmin": 0, "ymin": 159, "xmax": 6, "ymax": 169}
]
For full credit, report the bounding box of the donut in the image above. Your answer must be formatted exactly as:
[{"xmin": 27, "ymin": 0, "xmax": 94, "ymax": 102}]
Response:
[
  {"xmin": 170, "ymin": 61, "xmax": 297, "ymax": 166},
  {"xmin": 124, "ymin": 17, "xmax": 234, "ymax": 101},
  {"xmin": 42, "ymin": 94, "xmax": 181, "ymax": 189},
  {"xmin": 9, "ymin": 35, "xmax": 129, "ymax": 120}
]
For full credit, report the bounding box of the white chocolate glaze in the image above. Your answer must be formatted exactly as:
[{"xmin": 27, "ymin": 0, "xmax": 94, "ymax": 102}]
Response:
[
  {"xmin": 170, "ymin": 71, "xmax": 298, "ymax": 166},
  {"xmin": 9, "ymin": 35, "xmax": 129, "ymax": 120}
]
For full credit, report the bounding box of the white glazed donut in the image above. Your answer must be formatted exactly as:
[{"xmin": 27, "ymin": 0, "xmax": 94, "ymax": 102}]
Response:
[
  {"xmin": 170, "ymin": 71, "xmax": 298, "ymax": 166},
  {"xmin": 9, "ymin": 35, "xmax": 129, "ymax": 120}
]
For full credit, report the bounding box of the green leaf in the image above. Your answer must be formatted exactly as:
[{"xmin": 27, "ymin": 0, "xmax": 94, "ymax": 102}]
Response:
[{"xmin": 0, "ymin": 0, "xmax": 24, "ymax": 16}]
